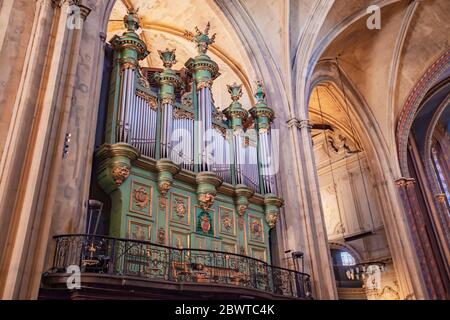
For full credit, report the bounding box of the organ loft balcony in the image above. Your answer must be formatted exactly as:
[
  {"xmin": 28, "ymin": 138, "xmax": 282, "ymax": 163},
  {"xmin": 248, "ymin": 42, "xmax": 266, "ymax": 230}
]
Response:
[
  {"xmin": 39, "ymin": 234, "xmax": 312, "ymax": 300},
  {"xmin": 39, "ymin": 11, "xmax": 312, "ymax": 300}
]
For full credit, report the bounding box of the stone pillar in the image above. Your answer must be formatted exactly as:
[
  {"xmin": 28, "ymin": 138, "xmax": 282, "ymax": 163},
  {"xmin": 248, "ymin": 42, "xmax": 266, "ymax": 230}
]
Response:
[
  {"xmin": 0, "ymin": 0, "xmax": 93, "ymax": 299},
  {"xmin": 395, "ymin": 177, "xmax": 447, "ymax": 299},
  {"xmin": 280, "ymin": 117, "xmax": 337, "ymax": 299}
]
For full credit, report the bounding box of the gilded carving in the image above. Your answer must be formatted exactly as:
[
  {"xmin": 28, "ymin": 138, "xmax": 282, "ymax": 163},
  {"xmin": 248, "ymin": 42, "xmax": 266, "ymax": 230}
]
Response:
[
  {"xmin": 111, "ymin": 165, "xmax": 130, "ymax": 186},
  {"xmin": 157, "ymin": 228, "xmax": 166, "ymax": 245},
  {"xmin": 197, "ymin": 80, "xmax": 214, "ymax": 91},
  {"xmin": 175, "ymin": 198, "xmax": 186, "ymax": 219},
  {"xmin": 159, "ymin": 196, "xmax": 167, "ymax": 210},
  {"xmin": 133, "ymin": 186, "xmax": 149, "ymax": 209},
  {"xmin": 201, "ymin": 214, "xmax": 211, "ymax": 233},
  {"xmin": 222, "ymin": 212, "xmax": 232, "ymax": 231},
  {"xmin": 212, "ymin": 124, "xmax": 226, "ymax": 137},
  {"xmin": 250, "ymin": 220, "xmax": 263, "ymax": 240},
  {"xmin": 237, "ymin": 204, "xmax": 247, "ymax": 217},
  {"xmin": 161, "ymin": 97, "xmax": 175, "ymax": 105},
  {"xmin": 136, "ymin": 89, "xmax": 157, "ymax": 110},
  {"xmin": 181, "ymin": 92, "xmax": 193, "ymax": 107},
  {"xmin": 192, "ymin": 22, "xmax": 216, "ymax": 55},
  {"xmin": 198, "ymin": 193, "xmax": 215, "ymax": 210},
  {"xmin": 173, "ymin": 107, "xmax": 194, "ymax": 120},
  {"xmin": 158, "ymin": 180, "xmax": 171, "ymax": 196},
  {"xmin": 265, "ymin": 211, "xmax": 278, "ymax": 229},
  {"xmin": 238, "ymin": 216, "xmax": 245, "ymax": 230}
]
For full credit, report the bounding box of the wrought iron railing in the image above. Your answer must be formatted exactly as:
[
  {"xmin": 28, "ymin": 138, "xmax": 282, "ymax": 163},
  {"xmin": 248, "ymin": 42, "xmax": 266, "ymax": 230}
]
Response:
[{"xmin": 49, "ymin": 234, "xmax": 312, "ymax": 299}]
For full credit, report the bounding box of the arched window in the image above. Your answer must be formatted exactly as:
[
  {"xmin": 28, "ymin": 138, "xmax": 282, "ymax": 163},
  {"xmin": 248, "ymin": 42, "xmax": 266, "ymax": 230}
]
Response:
[
  {"xmin": 431, "ymin": 143, "xmax": 450, "ymax": 206},
  {"xmin": 340, "ymin": 251, "xmax": 356, "ymax": 266},
  {"xmin": 331, "ymin": 249, "xmax": 356, "ymax": 266}
]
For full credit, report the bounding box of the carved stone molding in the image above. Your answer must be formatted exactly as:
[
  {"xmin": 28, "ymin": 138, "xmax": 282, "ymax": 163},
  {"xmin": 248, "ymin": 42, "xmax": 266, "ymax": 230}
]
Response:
[
  {"xmin": 287, "ymin": 118, "xmax": 311, "ymax": 130},
  {"xmin": 394, "ymin": 177, "xmax": 416, "ymax": 188},
  {"xmin": 51, "ymin": 0, "xmax": 92, "ymax": 20},
  {"xmin": 435, "ymin": 193, "xmax": 446, "ymax": 203}
]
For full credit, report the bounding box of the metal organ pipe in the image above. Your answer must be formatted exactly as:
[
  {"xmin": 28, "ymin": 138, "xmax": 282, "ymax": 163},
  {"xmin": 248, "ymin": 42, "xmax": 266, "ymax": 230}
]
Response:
[
  {"xmin": 197, "ymin": 87, "xmax": 213, "ymax": 171},
  {"xmin": 161, "ymin": 103, "xmax": 173, "ymax": 158}
]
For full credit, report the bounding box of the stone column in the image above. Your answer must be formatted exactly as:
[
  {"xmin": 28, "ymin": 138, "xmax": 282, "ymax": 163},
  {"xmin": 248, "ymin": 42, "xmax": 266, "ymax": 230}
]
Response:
[
  {"xmin": 396, "ymin": 177, "xmax": 448, "ymax": 299},
  {"xmin": 0, "ymin": 0, "xmax": 93, "ymax": 299},
  {"xmin": 280, "ymin": 117, "xmax": 337, "ymax": 299}
]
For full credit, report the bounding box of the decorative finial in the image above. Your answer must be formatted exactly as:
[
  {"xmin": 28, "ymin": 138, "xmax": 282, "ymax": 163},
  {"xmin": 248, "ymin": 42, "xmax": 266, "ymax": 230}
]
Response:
[
  {"xmin": 254, "ymin": 81, "xmax": 266, "ymax": 102},
  {"xmin": 124, "ymin": 8, "xmax": 140, "ymax": 32},
  {"xmin": 192, "ymin": 22, "xmax": 216, "ymax": 55},
  {"xmin": 158, "ymin": 48, "xmax": 177, "ymax": 69},
  {"xmin": 227, "ymin": 82, "xmax": 243, "ymax": 102}
]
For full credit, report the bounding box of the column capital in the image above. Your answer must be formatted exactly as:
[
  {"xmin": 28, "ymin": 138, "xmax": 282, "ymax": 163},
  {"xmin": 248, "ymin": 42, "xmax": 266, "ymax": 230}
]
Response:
[
  {"xmin": 287, "ymin": 117, "xmax": 311, "ymax": 130},
  {"xmin": 394, "ymin": 177, "xmax": 416, "ymax": 187},
  {"xmin": 435, "ymin": 193, "xmax": 446, "ymax": 203},
  {"xmin": 50, "ymin": 1, "xmax": 92, "ymax": 20}
]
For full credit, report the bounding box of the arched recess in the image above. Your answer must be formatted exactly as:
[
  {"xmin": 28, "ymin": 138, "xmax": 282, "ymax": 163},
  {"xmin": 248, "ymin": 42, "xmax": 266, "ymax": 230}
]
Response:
[
  {"xmin": 307, "ymin": 59, "xmax": 427, "ymax": 300},
  {"xmin": 396, "ymin": 50, "xmax": 450, "ymax": 177},
  {"xmin": 395, "ymin": 52, "xmax": 450, "ymax": 298}
]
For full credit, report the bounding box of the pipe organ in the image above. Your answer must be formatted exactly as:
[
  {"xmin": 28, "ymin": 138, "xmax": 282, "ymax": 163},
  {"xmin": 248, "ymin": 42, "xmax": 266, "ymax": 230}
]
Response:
[{"xmin": 96, "ymin": 11, "xmax": 283, "ymax": 263}]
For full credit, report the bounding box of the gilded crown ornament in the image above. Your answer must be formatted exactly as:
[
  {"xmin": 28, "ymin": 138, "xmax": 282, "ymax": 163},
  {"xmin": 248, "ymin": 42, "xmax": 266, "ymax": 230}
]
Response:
[
  {"xmin": 193, "ymin": 22, "xmax": 216, "ymax": 55},
  {"xmin": 227, "ymin": 82, "xmax": 243, "ymax": 101},
  {"xmin": 250, "ymin": 81, "xmax": 274, "ymax": 132},
  {"xmin": 254, "ymin": 81, "xmax": 266, "ymax": 102},
  {"xmin": 158, "ymin": 48, "xmax": 177, "ymax": 69},
  {"xmin": 223, "ymin": 82, "xmax": 248, "ymax": 129},
  {"xmin": 124, "ymin": 8, "xmax": 140, "ymax": 32}
]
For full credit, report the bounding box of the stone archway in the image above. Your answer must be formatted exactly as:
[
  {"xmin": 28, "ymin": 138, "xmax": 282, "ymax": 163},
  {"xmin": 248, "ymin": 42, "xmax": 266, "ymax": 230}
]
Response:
[{"xmin": 306, "ymin": 59, "xmax": 428, "ymax": 300}]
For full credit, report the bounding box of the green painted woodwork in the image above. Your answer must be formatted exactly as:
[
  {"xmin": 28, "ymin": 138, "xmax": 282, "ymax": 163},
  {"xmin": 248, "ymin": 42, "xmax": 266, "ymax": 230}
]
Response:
[
  {"xmin": 95, "ymin": 145, "xmax": 274, "ymax": 263},
  {"xmin": 95, "ymin": 18, "xmax": 284, "ymax": 264},
  {"xmin": 249, "ymin": 82, "xmax": 275, "ymax": 132},
  {"xmin": 223, "ymin": 83, "xmax": 249, "ymax": 130}
]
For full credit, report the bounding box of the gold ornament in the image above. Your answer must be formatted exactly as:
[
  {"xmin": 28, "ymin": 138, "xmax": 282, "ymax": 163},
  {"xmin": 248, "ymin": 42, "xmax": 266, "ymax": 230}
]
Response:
[
  {"xmin": 198, "ymin": 193, "xmax": 215, "ymax": 210},
  {"xmin": 175, "ymin": 198, "xmax": 186, "ymax": 218},
  {"xmin": 133, "ymin": 186, "xmax": 149, "ymax": 209},
  {"xmin": 111, "ymin": 165, "xmax": 130, "ymax": 186},
  {"xmin": 158, "ymin": 180, "xmax": 171, "ymax": 196}
]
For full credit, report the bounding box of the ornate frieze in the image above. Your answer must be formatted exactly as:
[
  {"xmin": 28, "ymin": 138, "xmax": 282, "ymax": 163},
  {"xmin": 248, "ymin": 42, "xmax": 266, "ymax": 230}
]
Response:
[
  {"xmin": 136, "ymin": 89, "xmax": 157, "ymax": 110},
  {"xmin": 287, "ymin": 118, "xmax": 311, "ymax": 130},
  {"xmin": 173, "ymin": 107, "xmax": 194, "ymax": 120}
]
